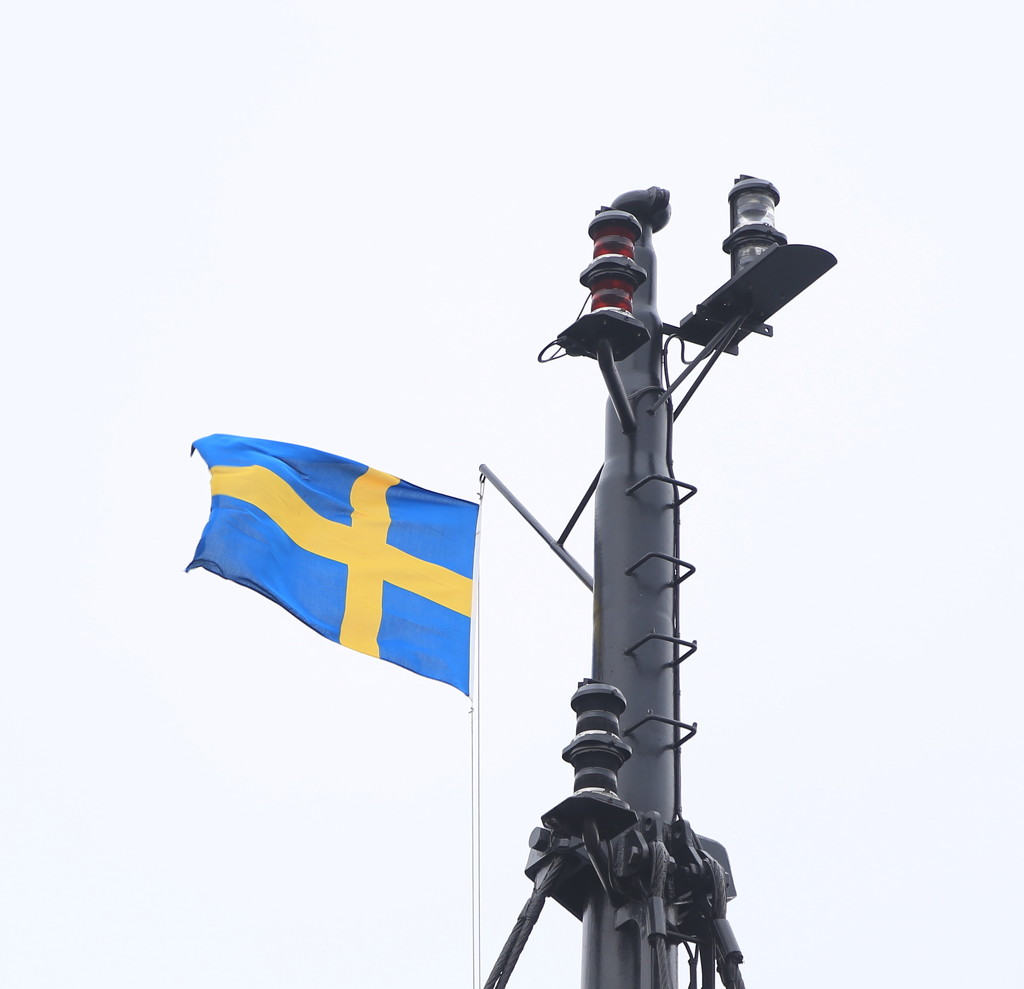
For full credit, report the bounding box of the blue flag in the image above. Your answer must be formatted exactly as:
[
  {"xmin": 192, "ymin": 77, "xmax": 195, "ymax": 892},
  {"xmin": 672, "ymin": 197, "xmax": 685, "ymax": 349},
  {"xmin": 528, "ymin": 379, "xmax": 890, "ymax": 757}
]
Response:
[{"xmin": 188, "ymin": 434, "xmax": 478, "ymax": 693}]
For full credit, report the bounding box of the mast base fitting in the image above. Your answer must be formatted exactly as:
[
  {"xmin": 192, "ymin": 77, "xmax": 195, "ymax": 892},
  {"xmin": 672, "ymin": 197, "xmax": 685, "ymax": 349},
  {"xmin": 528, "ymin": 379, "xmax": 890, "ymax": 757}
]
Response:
[
  {"xmin": 542, "ymin": 792, "xmax": 638, "ymax": 840},
  {"xmin": 556, "ymin": 309, "xmax": 650, "ymax": 361}
]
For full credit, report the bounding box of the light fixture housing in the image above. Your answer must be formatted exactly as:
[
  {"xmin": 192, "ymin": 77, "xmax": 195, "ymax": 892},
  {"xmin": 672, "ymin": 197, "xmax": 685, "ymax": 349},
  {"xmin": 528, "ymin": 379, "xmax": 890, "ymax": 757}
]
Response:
[
  {"xmin": 557, "ymin": 209, "xmax": 650, "ymax": 362},
  {"xmin": 722, "ymin": 175, "xmax": 788, "ymax": 275},
  {"xmin": 673, "ymin": 176, "xmax": 837, "ymax": 354}
]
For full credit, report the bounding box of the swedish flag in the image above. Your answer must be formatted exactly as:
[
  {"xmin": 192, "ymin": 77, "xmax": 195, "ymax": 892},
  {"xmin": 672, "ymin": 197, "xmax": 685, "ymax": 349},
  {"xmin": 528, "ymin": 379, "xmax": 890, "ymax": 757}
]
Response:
[{"xmin": 188, "ymin": 435, "xmax": 477, "ymax": 693}]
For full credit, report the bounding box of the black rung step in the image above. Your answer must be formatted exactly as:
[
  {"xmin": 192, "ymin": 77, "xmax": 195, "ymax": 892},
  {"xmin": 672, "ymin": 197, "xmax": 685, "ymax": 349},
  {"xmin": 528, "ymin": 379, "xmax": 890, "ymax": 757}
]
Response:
[
  {"xmin": 626, "ymin": 474, "xmax": 697, "ymax": 506},
  {"xmin": 621, "ymin": 713, "xmax": 698, "ymax": 749},
  {"xmin": 625, "ymin": 633, "xmax": 697, "ymax": 664},
  {"xmin": 624, "ymin": 552, "xmax": 695, "ymax": 586}
]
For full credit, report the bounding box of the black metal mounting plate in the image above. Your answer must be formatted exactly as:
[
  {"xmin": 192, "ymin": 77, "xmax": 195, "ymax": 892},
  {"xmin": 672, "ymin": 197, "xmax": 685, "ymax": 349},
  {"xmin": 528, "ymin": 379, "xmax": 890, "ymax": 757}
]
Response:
[
  {"xmin": 542, "ymin": 792, "xmax": 638, "ymax": 841},
  {"xmin": 525, "ymin": 839, "xmax": 592, "ymax": 921},
  {"xmin": 674, "ymin": 243, "xmax": 837, "ymax": 354},
  {"xmin": 670, "ymin": 319, "xmax": 771, "ymax": 356},
  {"xmin": 557, "ymin": 308, "xmax": 651, "ymax": 361}
]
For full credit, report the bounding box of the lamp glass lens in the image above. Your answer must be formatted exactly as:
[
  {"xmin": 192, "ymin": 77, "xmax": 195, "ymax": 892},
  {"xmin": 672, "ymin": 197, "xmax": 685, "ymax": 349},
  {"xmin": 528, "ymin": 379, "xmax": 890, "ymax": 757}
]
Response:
[
  {"xmin": 732, "ymin": 191, "xmax": 776, "ymax": 229},
  {"xmin": 735, "ymin": 242, "xmax": 770, "ymax": 267}
]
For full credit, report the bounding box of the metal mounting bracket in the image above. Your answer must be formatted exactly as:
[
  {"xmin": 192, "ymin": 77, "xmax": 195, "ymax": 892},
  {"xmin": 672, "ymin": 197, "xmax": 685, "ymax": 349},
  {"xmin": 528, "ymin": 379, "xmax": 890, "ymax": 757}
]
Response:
[{"xmin": 479, "ymin": 464, "xmax": 594, "ymax": 591}]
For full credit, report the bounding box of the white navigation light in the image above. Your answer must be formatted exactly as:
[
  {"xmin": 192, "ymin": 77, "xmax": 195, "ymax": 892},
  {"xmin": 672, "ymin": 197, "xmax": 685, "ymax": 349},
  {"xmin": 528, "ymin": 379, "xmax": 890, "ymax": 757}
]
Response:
[
  {"xmin": 732, "ymin": 188, "xmax": 777, "ymax": 228},
  {"xmin": 724, "ymin": 175, "xmax": 786, "ymax": 274}
]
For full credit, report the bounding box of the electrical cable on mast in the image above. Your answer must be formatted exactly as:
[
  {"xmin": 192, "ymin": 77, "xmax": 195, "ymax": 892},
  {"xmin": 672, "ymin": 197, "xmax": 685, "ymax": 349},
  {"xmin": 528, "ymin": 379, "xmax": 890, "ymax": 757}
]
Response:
[{"xmin": 482, "ymin": 178, "xmax": 835, "ymax": 989}]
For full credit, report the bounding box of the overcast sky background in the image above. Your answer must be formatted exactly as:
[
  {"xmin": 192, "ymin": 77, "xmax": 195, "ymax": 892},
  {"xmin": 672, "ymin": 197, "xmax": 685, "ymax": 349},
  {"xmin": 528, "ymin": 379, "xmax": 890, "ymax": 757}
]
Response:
[{"xmin": 3, "ymin": 2, "xmax": 1021, "ymax": 987}]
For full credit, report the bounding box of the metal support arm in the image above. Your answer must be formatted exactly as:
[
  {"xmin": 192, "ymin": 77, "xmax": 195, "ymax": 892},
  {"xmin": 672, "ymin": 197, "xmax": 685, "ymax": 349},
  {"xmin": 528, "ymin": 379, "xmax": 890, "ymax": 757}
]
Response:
[{"xmin": 479, "ymin": 464, "xmax": 594, "ymax": 591}]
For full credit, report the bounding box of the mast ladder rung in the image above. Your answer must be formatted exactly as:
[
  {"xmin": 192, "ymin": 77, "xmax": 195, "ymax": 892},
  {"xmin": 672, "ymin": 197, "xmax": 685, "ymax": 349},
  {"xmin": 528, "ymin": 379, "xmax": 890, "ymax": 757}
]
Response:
[
  {"xmin": 624, "ymin": 632, "xmax": 697, "ymax": 665},
  {"xmin": 621, "ymin": 713, "xmax": 698, "ymax": 749},
  {"xmin": 624, "ymin": 552, "xmax": 695, "ymax": 585},
  {"xmin": 625, "ymin": 474, "xmax": 697, "ymax": 506}
]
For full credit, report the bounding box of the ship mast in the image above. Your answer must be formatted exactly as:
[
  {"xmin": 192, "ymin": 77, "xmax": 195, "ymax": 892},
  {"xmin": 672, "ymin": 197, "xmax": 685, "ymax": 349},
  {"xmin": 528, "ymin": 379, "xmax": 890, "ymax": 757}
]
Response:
[{"xmin": 483, "ymin": 178, "xmax": 834, "ymax": 989}]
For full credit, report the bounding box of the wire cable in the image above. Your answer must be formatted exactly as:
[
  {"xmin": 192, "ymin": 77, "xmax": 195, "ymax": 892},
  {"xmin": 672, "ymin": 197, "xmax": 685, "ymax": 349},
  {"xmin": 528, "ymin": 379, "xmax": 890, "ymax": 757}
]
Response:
[
  {"xmin": 470, "ymin": 476, "xmax": 486, "ymax": 989},
  {"xmin": 660, "ymin": 341, "xmax": 684, "ymax": 821},
  {"xmin": 649, "ymin": 320, "xmax": 738, "ymax": 414},
  {"xmin": 482, "ymin": 857, "xmax": 568, "ymax": 989},
  {"xmin": 649, "ymin": 842, "xmax": 673, "ymax": 989}
]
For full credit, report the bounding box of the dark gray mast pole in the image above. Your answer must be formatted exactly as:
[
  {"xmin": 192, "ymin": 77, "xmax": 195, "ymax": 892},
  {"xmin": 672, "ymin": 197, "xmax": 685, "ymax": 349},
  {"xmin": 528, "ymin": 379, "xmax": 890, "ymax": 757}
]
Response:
[
  {"xmin": 584, "ymin": 188, "xmax": 678, "ymax": 989},
  {"xmin": 489, "ymin": 178, "xmax": 834, "ymax": 989}
]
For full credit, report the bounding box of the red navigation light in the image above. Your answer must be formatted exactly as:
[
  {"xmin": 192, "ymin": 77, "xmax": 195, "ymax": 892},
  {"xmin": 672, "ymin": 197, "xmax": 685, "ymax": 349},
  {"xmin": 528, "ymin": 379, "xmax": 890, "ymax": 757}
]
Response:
[
  {"xmin": 588, "ymin": 210, "xmax": 642, "ymax": 260},
  {"xmin": 584, "ymin": 210, "xmax": 646, "ymax": 315},
  {"xmin": 554, "ymin": 207, "xmax": 651, "ymax": 363},
  {"xmin": 591, "ymin": 276, "xmax": 638, "ymax": 312},
  {"xmin": 590, "ymin": 222, "xmax": 640, "ymax": 259}
]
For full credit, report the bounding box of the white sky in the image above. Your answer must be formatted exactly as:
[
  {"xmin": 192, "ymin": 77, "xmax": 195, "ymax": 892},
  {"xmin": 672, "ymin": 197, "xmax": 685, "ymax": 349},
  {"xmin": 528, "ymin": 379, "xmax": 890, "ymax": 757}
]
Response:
[{"xmin": 3, "ymin": 2, "xmax": 1021, "ymax": 986}]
